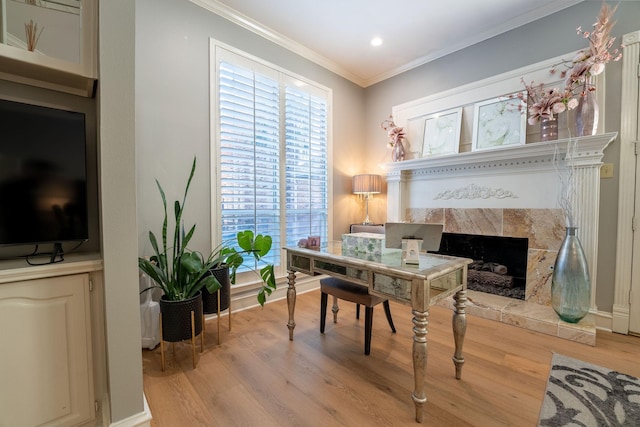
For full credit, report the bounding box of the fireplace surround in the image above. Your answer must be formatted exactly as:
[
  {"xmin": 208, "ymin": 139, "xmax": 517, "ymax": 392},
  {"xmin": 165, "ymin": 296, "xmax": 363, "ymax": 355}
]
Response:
[{"xmin": 385, "ymin": 133, "xmax": 617, "ymax": 345}]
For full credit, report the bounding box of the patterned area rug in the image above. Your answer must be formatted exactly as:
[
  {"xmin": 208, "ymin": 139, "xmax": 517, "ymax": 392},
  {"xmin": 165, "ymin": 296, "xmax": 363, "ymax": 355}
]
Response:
[{"xmin": 538, "ymin": 353, "xmax": 640, "ymax": 426}]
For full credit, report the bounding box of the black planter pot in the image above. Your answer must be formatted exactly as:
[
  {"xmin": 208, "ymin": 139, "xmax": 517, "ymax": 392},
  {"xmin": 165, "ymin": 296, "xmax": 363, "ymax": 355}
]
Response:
[
  {"xmin": 159, "ymin": 291, "xmax": 203, "ymax": 342},
  {"xmin": 202, "ymin": 265, "xmax": 231, "ymax": 314}
]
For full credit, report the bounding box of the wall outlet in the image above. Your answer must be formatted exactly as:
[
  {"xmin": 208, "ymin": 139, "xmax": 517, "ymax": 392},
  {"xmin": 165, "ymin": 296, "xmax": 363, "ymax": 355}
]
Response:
[{"xmin": 601, "ymin": 163, "xmax": 614, "ymax": 178}]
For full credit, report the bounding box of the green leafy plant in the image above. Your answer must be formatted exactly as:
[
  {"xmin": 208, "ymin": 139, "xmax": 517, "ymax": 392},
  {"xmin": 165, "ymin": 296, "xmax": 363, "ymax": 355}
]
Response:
[
  {"xmin": 138, "ymin": 157, "xmax": 277, "ymax": 306},
  {"xmin": 138, "ymin": 157, "xmax": 220, "ymax": 301},
  {"xmin": 206, "ymin": 230, "xmax": 276, "ymax": 306}
]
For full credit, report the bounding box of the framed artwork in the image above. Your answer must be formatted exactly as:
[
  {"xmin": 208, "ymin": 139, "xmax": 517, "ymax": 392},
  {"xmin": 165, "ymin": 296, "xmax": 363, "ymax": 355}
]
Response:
[
  {"xmin": 422, "ymin": 107, "xmax": 462, "ymax": 157},
  {"xmin": 307, "ymin": 235, "xmax": 321, "ymax": 250},
  {"xmin": 472, "ymin": 95, "xmax": 526, "ymax": 151}
]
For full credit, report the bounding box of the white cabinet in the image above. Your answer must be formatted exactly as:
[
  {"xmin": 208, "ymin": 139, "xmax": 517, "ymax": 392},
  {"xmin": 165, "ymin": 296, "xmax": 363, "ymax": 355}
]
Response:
[{"xmin": 0, "ymin": 273, "xmax": 95, "ymax": 426}]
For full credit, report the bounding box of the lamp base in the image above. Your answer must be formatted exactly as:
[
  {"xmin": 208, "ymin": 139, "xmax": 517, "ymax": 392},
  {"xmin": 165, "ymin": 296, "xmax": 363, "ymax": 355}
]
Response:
[{"xmin": 361, "ymin": 196, "xmax": 372, "ymax": 225}]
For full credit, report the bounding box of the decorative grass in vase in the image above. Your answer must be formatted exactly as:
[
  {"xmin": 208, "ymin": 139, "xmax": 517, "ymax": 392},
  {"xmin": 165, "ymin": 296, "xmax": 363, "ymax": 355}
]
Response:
[{"xmin": 24, "ymin": 20, "xmax": 44, "ymax": 52}]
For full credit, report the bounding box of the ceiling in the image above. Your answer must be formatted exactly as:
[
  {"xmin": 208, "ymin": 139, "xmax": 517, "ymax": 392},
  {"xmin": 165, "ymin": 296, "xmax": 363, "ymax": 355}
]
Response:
[{"xmin": 192, "ymin": 0, "xmax": 583, "ymax": 87}]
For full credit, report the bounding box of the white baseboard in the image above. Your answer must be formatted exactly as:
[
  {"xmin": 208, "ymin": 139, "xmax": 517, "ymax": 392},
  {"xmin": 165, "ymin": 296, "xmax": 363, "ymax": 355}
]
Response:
[
  {"xmin": 206, "ymin": 276, "xmax": 321, "ymax": 319},
  {"xmin": 107, "ymin": 394, "xmax": 152, "ymax": 427},
  {"xmin": 595, "ymin": 309, "xmax": 614, "ymax": 333}
]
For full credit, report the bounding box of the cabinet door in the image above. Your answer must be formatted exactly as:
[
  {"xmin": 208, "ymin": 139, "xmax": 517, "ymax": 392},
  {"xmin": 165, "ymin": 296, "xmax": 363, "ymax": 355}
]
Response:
[{"xmin": 0, "ymin": 274, "xmax": 94, "ymax": 427}]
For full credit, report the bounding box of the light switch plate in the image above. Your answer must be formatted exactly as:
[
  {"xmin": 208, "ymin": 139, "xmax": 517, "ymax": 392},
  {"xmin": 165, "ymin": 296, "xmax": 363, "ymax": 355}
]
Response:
[{"xmin": 601, "ymin": 163, "xmax": 614, "ymax": 178}]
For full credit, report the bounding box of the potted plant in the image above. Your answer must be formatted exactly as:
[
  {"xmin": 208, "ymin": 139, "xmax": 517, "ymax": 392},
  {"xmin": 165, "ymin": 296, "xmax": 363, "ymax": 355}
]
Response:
[
  {"xmin": 138, "ymin": 157, "xmax": 220, "ymax": 343},
  {"xmin": 201, "ymin": 230, "xmax": 276, "ymax": 313},
  {"xmin": 139, "ymin": 157, "xmax": 278, "ymax": 338}
]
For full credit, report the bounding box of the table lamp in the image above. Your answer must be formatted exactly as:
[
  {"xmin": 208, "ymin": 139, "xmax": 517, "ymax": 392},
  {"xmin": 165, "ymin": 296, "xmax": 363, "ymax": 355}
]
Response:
[{"xmin": 352, "ymin": 174, "xmax": 382, "ymax": 224}]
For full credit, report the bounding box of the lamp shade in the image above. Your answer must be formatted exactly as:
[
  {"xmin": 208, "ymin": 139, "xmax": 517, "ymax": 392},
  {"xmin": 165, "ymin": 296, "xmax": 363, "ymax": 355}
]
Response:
[{"xmin": 352, "ymin": 174, "xmax": 382, "ymax": 194}]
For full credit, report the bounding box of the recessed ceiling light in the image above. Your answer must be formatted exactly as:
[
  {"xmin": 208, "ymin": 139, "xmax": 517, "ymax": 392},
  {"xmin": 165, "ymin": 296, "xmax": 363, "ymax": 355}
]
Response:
[{"xmin": 370, "ymin": 37, "xmax": 383, "ymax": 47}]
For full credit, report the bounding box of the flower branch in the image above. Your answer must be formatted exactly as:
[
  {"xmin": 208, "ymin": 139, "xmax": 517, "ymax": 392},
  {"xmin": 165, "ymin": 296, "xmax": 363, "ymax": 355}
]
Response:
[{"xmin": 520, "ymin": 2, "xmax": 622, "ymax": 125}]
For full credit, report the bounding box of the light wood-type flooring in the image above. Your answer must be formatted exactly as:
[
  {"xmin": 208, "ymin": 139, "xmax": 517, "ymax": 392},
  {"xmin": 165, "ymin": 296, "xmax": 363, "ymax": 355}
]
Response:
[{"xmin": 142, "ymin": 288, "xmax": 640, "ymax": 426}]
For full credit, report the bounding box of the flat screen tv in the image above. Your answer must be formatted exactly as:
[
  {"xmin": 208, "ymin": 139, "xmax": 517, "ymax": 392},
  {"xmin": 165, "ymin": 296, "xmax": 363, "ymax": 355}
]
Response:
[{"xmin": 0, "ymin": 98, "xmax": 88, "ymax": 249}]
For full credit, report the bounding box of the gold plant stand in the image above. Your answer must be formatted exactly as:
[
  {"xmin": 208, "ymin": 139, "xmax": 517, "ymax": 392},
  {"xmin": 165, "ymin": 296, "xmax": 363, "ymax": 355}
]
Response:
[{"xmin": 159, "ymin": 310, "xmax": 204, "ymax": 371}]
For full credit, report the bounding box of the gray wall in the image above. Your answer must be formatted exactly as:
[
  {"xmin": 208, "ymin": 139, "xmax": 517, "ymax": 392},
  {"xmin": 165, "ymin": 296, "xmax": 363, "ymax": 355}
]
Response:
[
  {"xmin": 364, "ymin": 1, "xmax": 640, "ymax": 312},
  {"xmin": 136, "ymin": 0, "xmax": 367, "ymax": 252},
  {"xmin": 100, "ymin": 0, "xmax": 142, "ymax": 423}
]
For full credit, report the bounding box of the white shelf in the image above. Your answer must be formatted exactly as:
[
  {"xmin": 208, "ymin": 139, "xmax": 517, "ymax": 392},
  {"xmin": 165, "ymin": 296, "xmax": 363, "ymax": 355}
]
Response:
[
  {"xmin": 0, "ymin": 252, "xmax": 102, "ymax": 284},
  {"xmin": 0, "ymin": 43, "xmax": 96, "ymax": 96}
]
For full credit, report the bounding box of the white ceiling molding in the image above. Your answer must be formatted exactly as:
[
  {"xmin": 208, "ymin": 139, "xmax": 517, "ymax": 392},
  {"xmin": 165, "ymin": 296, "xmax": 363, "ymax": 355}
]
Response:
[
  {"xmin": 364, "ymin": 0, "xmax": 583, "ymax": 87},
  {"xmin": 190, "ymin": 0, "xmax": 364, "ymax": 86},
  {"xmin": 191, "ymin": 0, "xmax": 583, "ymax": 88}
]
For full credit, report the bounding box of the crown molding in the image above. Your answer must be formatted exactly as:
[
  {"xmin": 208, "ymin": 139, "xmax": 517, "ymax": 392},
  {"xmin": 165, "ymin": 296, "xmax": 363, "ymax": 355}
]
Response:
[
  {"xmin": 363, "ymin": 0, "xmax": 584, "ymax": 87},
  {"xmin": 190, "ymin": 0, "xmax": 366, "ymax": 86},
  {"xmin": 191, "ymin": 0, "xmax": 584, "ymax": 88}
]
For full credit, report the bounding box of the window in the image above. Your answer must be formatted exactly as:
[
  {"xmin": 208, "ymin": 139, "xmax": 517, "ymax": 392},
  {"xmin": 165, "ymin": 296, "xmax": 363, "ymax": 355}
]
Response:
[
  {"xmin": 284, "ymin": 86, "xmax": 329, "ymax": 248},
  {"xmin": 213, "ymin": 44, "xmax": 331, "ymax": 280}
]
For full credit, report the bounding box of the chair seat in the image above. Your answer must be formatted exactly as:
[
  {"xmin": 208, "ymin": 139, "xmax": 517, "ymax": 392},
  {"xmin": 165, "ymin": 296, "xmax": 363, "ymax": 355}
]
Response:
[
  {"xmin": 320, "ymin": 277, "xmax": 386, "ymax": 307},
  {"xmin": 320, "ymin": 277, "xmax": 395, "ymax": 355}
]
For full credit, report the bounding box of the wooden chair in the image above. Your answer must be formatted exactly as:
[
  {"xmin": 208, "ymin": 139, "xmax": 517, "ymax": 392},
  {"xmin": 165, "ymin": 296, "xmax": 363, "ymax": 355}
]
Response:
[{"xmin": 320, "ymin": 277, "xmax": 396, "ymax": 355}]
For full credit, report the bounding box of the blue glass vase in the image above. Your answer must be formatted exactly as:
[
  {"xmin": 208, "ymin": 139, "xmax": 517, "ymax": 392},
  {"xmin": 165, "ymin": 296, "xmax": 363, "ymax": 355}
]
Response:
[{"xmin": 551, "ymin": 227, "xmax": 590, "ymax": 323}]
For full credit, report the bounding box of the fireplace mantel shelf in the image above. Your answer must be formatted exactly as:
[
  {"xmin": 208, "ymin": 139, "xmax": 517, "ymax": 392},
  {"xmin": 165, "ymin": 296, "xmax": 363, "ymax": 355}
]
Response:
[{"xmin": 384, "ymin": 133, "xmax": 618, "ymax": 175}]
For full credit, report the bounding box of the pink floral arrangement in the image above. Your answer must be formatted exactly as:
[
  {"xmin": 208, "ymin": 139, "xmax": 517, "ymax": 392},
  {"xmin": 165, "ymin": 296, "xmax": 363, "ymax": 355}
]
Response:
[
  {"xmin": 521, "ymin": 2, "xmax": 622, "ymax": 124},
  {"xmin": 380, "ymin": 115, "xmax": 405, "ymax": 149},
  {"xmin": 518, "ymin": 79, "xmax": 578, "ymax": 125}
]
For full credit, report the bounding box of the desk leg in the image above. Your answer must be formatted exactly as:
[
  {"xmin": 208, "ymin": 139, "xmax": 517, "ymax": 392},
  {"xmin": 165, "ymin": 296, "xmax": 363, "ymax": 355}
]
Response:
[
  {"xmin": 287, "ymin": 270, "xmax": 297, "ymax": 340},
  {"xmin": 411, "ymin": 308, "xmax": 428, "ymax": 423},
  {"xmin": 452, "ymin": 290, "xmax": 467, "ymax": 380}
]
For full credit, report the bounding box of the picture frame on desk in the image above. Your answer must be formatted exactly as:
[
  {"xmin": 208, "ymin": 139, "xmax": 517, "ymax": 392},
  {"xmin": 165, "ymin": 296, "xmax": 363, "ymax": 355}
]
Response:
[{"xmin": 307, "ymin": 236, "xmax": 320, "ymax": 250}]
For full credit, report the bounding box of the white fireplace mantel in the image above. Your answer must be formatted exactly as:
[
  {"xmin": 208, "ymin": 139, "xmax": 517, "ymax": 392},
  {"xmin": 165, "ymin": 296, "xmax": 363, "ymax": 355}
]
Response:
[
  {"xmin": 384, "ymin": 132, "xmax": 618, "ymax": 313},
  {"xmin": 384, "ymin": 133, "xmax": 618, "ymax": 178}
]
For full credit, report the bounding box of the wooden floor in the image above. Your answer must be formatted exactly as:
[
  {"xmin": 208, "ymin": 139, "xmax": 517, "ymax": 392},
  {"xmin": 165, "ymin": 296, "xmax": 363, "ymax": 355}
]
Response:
[{"xmin": 142, "ymin": 289, "xmax": 640, "ymax": 426}]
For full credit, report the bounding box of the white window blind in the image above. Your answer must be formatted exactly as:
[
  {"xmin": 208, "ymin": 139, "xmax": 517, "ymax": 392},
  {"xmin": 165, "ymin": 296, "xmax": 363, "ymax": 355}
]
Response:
[
  {"xmin": 214, "ymin": 46, "xmax": 330, "ymax": 277},
  {"xmin": 219, "ymin": 61, "xmax": 281, "ymax": 269},
  {"xmin": 284, "ymin": 86, "xmax": 328, "ymax": 247}
]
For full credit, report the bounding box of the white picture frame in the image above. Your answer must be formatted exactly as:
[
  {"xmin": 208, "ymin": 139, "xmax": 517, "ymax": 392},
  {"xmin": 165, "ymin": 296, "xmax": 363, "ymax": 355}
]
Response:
[
  {"xmin": 421, "ymin": 107, "xmax": 462, "ymax": 157},
  {"xmin": 472, "ymin": 94, "xmax": 526, "ymax": 151}
]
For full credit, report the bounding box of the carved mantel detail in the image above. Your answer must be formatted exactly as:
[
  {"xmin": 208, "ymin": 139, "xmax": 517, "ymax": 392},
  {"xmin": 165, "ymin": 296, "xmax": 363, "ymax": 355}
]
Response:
[{"xmin": 435, "ymin": 184, "xmax": 518, "ymax": 200}]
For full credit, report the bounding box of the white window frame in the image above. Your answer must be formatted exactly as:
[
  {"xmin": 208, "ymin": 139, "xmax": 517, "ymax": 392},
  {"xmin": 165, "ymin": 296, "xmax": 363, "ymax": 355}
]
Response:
[{"xmin": 210, "ymin": 39, "xmax": 333, "ymax": 285}]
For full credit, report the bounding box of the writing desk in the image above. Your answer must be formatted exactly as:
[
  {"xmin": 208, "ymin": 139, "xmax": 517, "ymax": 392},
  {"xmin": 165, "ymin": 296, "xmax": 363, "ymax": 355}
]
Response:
[{"xmin": 284, "ymin": 243, "xmax": 471, "ymax": 423}]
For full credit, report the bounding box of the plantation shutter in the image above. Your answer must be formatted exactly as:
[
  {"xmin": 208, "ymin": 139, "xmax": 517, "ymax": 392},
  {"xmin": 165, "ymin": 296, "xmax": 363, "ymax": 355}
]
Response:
[
  {"xmin": 214, "ymin": 45, "xmax": 331, "ymax": 280},
  {"xmin": 284, "ymin": 86, "xmax": 329, "ymax": 247},
  {"xmin": 218, "ymin": 60, "xmax": 281, "ymax": 268}
]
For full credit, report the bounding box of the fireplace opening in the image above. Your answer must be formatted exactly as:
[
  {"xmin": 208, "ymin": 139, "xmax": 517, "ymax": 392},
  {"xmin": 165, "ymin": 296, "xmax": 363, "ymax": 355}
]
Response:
[{"xmin": 432, "ymin": 233, "xmax": 528, "ymax": 300}]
